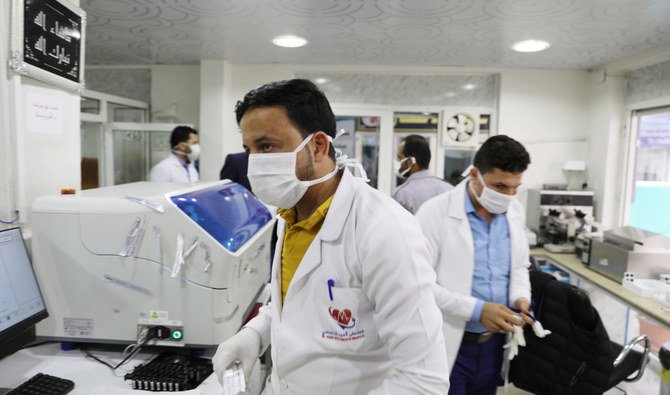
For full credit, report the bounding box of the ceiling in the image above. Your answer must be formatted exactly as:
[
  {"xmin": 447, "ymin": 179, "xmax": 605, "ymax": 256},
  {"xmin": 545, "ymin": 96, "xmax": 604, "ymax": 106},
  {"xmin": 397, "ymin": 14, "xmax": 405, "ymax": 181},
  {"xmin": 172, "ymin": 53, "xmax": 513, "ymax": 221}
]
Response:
[{"xmin": 82, "ymin": 0, "xmax": 670, "ymax": 70}]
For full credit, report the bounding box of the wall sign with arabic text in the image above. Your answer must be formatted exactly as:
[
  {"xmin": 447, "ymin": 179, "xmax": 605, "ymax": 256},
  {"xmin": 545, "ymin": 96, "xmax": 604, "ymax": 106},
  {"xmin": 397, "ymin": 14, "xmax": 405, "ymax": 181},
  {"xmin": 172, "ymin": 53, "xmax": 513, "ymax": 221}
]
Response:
[{"xmin": 11, "ymin": 0, "xmax": 86, "ymax": 93}]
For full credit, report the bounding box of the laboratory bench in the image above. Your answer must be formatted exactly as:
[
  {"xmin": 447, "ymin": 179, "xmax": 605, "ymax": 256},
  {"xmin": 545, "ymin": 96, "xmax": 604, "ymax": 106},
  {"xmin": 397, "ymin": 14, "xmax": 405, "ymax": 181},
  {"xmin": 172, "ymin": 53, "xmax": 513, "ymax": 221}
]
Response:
[
  {"xmin": 530, "ymin": 248, "xmax": 670, "ymax": 328},
  {"xmin": 0, "ymin": 342, "xmax": 264, "ymax": 395}
]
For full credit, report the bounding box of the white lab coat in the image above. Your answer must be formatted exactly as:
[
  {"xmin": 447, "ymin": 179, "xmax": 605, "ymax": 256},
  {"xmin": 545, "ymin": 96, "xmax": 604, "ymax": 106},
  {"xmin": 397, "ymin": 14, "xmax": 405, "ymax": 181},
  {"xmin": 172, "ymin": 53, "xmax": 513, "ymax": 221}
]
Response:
[
  {"xmin": 149, "ymin": 153, "xmax": 199, "ymax": 183},
  {"xmin": 415, "ymin": 180, "xmax": 531, "ymax": 373},
  {"xmin": 245, "ymin": 169, "xmax": 449, "ymax": 395}
]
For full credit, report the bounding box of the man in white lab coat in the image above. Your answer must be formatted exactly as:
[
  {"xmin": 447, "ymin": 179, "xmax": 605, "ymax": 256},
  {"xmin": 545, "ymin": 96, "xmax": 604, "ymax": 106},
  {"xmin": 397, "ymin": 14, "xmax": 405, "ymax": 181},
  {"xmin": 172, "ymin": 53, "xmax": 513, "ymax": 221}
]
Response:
[
  {"xmin": 212, "ymin": 79, "xmax": 449, "ymax": 394},
  {"xmin": 149, "ymin": 125, "xmax": 200, "ymax": 183},
  {"xmin": 416, "ymin": 135, "xmax": 532, "ymax": 395}
]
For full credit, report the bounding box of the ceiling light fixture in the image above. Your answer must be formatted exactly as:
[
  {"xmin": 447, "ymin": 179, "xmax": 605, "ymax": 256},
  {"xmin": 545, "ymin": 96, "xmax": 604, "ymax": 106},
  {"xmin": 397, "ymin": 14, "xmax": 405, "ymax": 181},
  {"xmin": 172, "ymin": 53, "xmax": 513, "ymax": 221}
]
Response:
[
  {"xmin": 272, "ymin": 35, "xmax": 308, "ymax": 48},
  {"xmin": 314, "ymin": 78, "xmax": 328, "ymax": 84},
  {"xmin": 512, "ymin": 39, "xmax": 550, "ymax": 53},
  {"xmin": 462, "ymin": 84, "xmax": 476, "ymax": 91}
]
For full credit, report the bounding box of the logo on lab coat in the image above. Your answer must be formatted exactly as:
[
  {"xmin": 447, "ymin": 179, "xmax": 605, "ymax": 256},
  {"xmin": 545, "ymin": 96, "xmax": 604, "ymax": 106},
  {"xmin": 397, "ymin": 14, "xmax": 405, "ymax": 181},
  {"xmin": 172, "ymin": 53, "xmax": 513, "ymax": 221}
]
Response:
[
  {"xmin": 329, "ymin": 307, "xmax": 356, "ymax": 329},
  {"xmin": 322, "ymin": 306, "xmax": 365, "ymax": 342}
]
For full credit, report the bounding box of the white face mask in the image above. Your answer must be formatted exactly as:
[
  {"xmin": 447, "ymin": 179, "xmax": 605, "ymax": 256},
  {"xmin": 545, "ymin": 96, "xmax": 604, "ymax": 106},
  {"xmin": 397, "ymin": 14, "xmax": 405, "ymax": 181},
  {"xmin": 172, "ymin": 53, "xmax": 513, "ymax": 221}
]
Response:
[
  {"xmin": 186, "ymin": 144, "xmax": 200, "ymax": 162},
  {"xmin": 247, "ymin": 133, "xmax": 338, "ymax": 208},
  {"xmin": 469, "ymin": 169, "xmax": 516, "ymax": 214},
  {"xmin": 393, "ymin": 157, "xmax": 414, "ymax": 178}
]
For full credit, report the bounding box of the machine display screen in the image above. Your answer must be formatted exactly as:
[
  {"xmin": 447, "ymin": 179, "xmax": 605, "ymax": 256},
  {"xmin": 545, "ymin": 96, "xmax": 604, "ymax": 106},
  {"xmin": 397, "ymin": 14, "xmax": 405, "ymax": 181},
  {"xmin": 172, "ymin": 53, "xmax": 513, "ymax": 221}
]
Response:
[{"xmin": 170, "ymin": 183, "xmax": 272, "ymax": 253}]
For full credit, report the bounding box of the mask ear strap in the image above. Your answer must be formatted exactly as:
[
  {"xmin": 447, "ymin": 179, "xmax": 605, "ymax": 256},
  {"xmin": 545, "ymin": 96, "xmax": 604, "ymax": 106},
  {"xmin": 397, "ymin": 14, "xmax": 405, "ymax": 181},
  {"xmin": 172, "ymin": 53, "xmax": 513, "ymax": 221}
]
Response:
[
  {"xmin": 293, "ymin": 133, "xmax": 315, "ymax": 153},
  {"xmin": 327, "ymin": 129, "xmax": 369, "ymax": 182},
  {"xmin": 461, "ymin": 164, "xmax": 474, "ymax": 178},
  {"xmin": 334, "ymin": 129, "xmax": 346, "ymax": 140}
]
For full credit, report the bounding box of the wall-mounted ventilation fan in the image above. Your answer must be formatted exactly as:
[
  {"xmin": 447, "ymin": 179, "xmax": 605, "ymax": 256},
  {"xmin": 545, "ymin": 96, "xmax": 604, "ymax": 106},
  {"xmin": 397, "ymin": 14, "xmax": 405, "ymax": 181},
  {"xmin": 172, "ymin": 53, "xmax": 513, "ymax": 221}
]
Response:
[
  {"xmin": 441, "ymin": 110, "xmax": 481, "ymax": 147},
  {"xmin": 446, "ymin": 113, "xmax": 475, "ymax": 142}
]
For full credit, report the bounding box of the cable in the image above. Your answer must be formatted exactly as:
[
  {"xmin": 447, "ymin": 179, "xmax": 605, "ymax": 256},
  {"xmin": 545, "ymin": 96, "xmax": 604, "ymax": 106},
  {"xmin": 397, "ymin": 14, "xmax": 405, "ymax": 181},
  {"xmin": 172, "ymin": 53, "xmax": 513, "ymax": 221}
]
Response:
[
  {"xmin": 82, "ymin": 327, "xmax": 158, "ymax": 371},
  {"xmin": 0, "ymin": 210, "xmax": 19, "ymax": 225}
]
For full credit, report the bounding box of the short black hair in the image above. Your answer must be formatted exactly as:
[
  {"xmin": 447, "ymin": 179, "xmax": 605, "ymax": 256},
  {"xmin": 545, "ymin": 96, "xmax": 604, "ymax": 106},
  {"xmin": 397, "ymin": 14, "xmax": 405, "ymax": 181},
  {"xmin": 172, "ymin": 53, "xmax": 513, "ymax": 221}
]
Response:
[
  {"xmin": 170, "ymin": 126, "xmax": 198, "ymax": 148},
  {"xmin": 474, "ymin": 135, "xmax": 530, "ymax": 174},
  {"xmin": 235, "ymin": 79, "xmax": 336, "ymax": 158},
  {"xmin": 401, "ymin": 134, "xmax": 431, "ymax": 169}
]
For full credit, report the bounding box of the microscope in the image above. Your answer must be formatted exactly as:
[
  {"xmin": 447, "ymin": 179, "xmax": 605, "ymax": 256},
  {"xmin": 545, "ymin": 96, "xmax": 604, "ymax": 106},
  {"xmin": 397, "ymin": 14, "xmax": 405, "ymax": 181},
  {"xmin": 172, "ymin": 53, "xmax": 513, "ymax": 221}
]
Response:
[{"xmin": 527, "ymin": 189, "xmax": 595, "ymax": 253}]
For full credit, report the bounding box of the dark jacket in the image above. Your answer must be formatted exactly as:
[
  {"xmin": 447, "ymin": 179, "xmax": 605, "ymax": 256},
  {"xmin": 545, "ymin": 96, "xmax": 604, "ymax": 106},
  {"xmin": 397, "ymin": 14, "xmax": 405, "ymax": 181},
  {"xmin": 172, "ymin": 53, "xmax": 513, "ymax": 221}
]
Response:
[
  {"xmin": 509, "ymin": 270, "xmax": 613, "ymax": 395},
  {"xmin": 219, "ymin": 152, "xmax": 251, "ymax": 192}
]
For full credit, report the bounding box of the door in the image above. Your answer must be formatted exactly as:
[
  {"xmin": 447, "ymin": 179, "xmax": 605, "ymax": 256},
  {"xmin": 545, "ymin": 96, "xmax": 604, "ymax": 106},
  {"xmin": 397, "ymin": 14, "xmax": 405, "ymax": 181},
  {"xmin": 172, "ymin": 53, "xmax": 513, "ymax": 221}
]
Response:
[
  {"xmin": 335, "ymin": 116, "xmax": 381, "ymax": 189},
  {"xmin": 104, "ymin": 123, "xmax": 192, "ymax": 186},
  {"xmin": 80, "ymin": 90, "xmax": 151, "ymax": 188},
  {"xmin": 80, "ymin": 122, "xmax": 104, "ymax": 189},
  {"xmin": 331, "ymin": 106, "xmax": 393, "ymax": 195}
]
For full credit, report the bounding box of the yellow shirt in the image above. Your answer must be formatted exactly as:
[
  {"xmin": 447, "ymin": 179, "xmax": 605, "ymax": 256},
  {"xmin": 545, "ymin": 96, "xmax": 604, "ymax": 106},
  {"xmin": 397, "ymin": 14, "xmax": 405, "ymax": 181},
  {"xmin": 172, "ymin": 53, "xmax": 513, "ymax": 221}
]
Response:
[{"xmin": 278, "ymin": 194, "xmax": 334, "ymax": 304}]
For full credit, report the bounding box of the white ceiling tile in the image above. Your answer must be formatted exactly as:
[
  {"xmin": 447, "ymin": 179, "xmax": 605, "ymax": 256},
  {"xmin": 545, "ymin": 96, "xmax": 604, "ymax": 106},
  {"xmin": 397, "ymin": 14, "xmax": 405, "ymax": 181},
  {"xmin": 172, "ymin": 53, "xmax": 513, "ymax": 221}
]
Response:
[{"xmin": 80, "ymin": 0, "xmax": 670, "ymax": 69}]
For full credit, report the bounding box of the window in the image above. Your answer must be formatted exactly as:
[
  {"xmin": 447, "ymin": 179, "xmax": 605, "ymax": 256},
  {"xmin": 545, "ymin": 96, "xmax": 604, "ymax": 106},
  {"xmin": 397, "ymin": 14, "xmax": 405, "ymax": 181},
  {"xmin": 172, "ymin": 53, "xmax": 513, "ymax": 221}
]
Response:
[{"xmin": 626, "ymin": 108, "xmax": 670, "ymax": 236}]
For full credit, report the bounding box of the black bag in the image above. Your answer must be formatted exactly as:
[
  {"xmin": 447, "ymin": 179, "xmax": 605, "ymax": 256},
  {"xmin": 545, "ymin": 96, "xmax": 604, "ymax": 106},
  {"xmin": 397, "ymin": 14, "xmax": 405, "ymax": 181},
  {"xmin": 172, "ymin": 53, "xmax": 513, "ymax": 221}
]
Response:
[{"xmin": 509, "ymin": 271, "xmax": 613, "ymax": 395}]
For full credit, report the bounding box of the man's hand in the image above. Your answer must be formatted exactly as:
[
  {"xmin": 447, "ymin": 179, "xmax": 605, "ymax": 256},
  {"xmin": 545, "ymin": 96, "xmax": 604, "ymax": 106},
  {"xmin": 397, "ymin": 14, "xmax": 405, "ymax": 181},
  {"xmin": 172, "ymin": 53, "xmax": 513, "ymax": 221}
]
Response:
[
  {"xmin": 480, "ymin": 302, "xmax": 523, "ymax": 333},
  {"xmin": 212, "ymin": 327, "xmax": 261, "ymax": 385},
  {"xmin": 513, "ymin": 297, "xmax": 534, "ymax": 325}
]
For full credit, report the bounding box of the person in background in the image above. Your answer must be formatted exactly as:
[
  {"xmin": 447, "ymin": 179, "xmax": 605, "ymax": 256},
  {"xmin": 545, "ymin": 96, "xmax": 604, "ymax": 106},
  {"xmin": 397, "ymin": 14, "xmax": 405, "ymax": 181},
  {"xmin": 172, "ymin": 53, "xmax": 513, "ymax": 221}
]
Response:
[
  {"xmin": 449, "ymin": 169, "xmax": 466, "ymax": 186},
  {"xmin": 150, "ymin": 126, "xmax": 200, "ymax": 183},
  {"xmin": 416, "ymin": 135, "xmax": 533, "ymax": 395},
  {"xmin": 212, "ymin": 79, "xmax": 449, "ymax": 394},
  {"xmin": 393, "ymin": 134, "xmax": 453, "ymax": 214},
  {"xmin": 219, "ymin": 151, "xmax": 252, "ymax": 191}
]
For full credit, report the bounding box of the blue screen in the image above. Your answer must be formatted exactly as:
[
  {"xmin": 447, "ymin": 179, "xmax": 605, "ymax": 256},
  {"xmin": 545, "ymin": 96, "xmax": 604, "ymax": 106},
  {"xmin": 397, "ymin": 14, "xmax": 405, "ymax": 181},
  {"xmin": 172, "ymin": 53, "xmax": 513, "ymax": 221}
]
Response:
[{"xmin": 170, "ymin": 183, "xmax": 272, "ymax": 253}]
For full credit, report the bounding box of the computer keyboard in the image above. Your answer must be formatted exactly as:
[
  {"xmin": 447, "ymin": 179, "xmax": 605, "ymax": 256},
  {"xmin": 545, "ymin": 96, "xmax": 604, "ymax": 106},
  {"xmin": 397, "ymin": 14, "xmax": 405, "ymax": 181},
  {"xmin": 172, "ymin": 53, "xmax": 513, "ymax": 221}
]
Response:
[{"xmin": 7, "ymin": 372, "xmax": 74, "ymax": 395}]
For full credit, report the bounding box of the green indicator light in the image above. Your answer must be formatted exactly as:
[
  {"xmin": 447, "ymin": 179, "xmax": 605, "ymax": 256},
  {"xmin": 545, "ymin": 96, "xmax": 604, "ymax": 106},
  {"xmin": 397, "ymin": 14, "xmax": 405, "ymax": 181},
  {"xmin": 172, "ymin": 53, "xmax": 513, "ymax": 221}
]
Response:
[{"xmin": 171, "ymin": 330, "xmax": 183, "ymax": 340}]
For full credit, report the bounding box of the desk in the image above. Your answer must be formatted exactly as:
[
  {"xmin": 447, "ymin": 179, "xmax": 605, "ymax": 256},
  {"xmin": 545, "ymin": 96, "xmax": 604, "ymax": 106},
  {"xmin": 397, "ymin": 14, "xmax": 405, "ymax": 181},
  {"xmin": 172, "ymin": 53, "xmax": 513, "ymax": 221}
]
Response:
[
  {"xmin": 0, "ymin": 343, "xmax": 232, "ymax": 394},
  {"xmin": 531, "ymin": 248, "xmax": 670, "ymax": 328}
]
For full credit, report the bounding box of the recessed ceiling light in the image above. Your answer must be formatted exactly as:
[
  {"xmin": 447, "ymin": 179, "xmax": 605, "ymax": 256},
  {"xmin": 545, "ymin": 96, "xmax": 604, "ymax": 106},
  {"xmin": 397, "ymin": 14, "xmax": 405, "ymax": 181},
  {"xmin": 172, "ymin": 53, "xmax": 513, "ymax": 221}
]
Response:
[
  {"xmin": 314, "ymin": 78, "xmax": 328, "ymax": 84},
  {"xmin": 462, "ymin": 84, "xmax": 476, "ymax": 91},
  {"xmin": 272, "ymin": 35, "xmax": 308, "ymax": 48},
  {"xmin": 512, "ymin": 39, "xmax": 550, "ymax": 53}
]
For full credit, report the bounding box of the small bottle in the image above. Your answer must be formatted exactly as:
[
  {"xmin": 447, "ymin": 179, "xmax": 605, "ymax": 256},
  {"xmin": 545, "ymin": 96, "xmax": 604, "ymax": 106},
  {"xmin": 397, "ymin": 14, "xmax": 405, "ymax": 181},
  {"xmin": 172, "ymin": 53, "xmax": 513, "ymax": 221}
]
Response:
[{"xmin": 660, "ymin": 342, "xmax": 670, "ymax": 395}]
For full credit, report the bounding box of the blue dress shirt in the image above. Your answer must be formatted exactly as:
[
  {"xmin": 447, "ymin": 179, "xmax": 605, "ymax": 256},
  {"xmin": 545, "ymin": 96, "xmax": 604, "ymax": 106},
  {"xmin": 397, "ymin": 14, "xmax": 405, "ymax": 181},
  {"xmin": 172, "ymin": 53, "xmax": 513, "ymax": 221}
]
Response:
[{"xmin": 464, "ymin": 184, "xmax": 511, "ymax": 333}]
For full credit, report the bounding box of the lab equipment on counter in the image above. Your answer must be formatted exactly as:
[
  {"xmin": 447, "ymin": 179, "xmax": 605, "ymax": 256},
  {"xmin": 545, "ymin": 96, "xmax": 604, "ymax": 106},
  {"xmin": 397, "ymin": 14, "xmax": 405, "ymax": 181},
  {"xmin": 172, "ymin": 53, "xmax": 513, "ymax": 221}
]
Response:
[
  {"xmin": 526, "ymin": 189, "xmax": 595, "ymax": 253},
  {"xmin": 588, "ymin": 226, "xmax": 670, "ymax": 283},
  {"xmin": 31, "ymin": 181, "xmax": 274, "ymax": 348}
]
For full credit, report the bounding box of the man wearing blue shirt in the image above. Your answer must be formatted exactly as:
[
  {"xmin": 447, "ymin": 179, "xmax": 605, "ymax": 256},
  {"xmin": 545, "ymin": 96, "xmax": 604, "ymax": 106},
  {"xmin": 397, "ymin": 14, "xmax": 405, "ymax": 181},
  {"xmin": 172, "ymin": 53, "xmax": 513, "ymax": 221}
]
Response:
[
  {"xmin": 393, "ymin": 134, "xmax": 453, "ymax": 214},
  {"xmin": 416, "ymin": 135, "xmax": 533, "ymax": 395}
]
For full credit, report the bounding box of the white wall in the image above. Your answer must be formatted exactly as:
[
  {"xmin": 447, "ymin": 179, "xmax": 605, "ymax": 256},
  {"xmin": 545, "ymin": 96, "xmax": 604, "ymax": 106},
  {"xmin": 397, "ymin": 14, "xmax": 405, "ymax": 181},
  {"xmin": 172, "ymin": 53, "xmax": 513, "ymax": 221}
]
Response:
[
  {"xmin": 151, "ymin": 65, "xmax": 200, "ymax": 126},
  {"xmin": 586, "ymin": 73, "xmax": 627, "ymax": 228},
  {"xmin": 198, "ymin": 60, "xmax": 226, "ymax": 182},
  {"xmin": 1, "ymin": 0, "xmax": 81, "ymax": 225},
  {"xmin": 0, "ymin": 0, "xmax": 14, "ymax": 228},
  {"xmin": 222, "ymin": 64, "xmax": 295, "ymax": 156},
  {"xmin": 21, "ymin": 81, "xmax": 82, "ymax": 216},
  {"xmin": 498, "ymin": 69, "xmax": 592, "ymax": 206}
]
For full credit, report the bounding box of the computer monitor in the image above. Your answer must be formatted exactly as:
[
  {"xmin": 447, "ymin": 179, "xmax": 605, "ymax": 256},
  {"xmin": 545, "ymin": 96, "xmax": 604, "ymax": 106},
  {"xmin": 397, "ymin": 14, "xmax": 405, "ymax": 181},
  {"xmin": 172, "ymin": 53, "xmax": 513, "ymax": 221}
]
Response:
[{"xmin": 0, "ymin": 227, "xmax": 48, "ymax": 361}]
